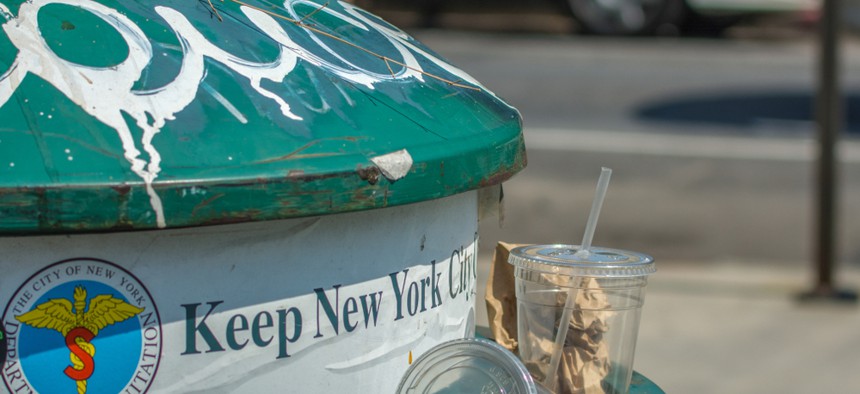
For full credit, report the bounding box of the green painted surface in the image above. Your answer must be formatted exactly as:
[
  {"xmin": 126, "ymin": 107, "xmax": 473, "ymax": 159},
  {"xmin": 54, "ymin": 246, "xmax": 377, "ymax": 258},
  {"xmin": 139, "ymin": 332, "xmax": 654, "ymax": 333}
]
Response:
[
  {"xmin": 37, "ymin": 2, "xmax": 129, "ymax": 67},
  {"xmin": 0, "ymin": 0, "xmax": 526, "ymax": 233}
]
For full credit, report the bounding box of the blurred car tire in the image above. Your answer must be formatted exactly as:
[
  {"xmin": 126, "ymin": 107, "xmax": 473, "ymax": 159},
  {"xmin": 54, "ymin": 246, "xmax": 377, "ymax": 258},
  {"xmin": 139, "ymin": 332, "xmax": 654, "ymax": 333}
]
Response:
[{"xmin": 567, "ymin": 0, "xmax": 687, "ymax": 35}]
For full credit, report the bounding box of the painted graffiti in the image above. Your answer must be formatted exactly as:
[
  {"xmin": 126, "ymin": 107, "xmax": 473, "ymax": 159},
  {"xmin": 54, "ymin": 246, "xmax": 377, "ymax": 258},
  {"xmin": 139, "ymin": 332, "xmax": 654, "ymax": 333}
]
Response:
[{"xmin": 0, "ymin": 0, "xmax": 489, "ymax": 227}]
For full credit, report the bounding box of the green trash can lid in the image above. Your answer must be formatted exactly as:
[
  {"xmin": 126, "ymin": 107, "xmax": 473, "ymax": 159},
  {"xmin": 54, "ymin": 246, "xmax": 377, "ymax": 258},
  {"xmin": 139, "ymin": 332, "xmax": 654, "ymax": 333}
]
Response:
[
  {"xmin": 0, "ymin": 0, "xmax": 525, "ymax": 234},
  {"xmin": 397, "ymin": 338, "xmax": 545, "ymax": 394}
]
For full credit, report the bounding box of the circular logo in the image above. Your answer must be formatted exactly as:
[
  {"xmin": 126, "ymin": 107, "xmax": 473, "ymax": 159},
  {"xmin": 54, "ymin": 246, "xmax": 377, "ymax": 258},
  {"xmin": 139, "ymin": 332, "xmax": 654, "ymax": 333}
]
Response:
[
  {"xmin": 2, "ymin": 258, "xmax": 162, "ymax": 394},
  {"xmin": 0, "ymin": 324, "xmax": 6, "ymax": 367}
]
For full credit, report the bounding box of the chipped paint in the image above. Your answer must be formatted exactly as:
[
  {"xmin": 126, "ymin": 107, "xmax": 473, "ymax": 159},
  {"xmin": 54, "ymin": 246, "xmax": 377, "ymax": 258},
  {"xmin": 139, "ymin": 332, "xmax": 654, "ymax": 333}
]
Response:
[{"xmin": 370, "ymin": 149, "xmax": 413, "ymax": 182}]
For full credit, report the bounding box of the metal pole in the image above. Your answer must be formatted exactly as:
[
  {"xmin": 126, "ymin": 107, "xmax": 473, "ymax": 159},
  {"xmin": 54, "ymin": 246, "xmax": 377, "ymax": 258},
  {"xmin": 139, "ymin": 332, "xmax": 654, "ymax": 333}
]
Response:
[
  {"xmin": 800, "ymin": 0, "xmax": 857, "ymax": 302},
  {"xmin": 817, "ymin": 0, "xmax": 839, "ymax": 293}
]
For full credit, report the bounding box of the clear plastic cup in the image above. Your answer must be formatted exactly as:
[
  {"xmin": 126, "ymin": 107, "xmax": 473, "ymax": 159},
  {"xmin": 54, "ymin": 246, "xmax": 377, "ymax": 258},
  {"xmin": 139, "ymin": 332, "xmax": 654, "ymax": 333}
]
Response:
[
  {"xmin": 508, "ymin": 245, "xmax": 655, "ymax": 394},
  {"xmin": 396, "ymin": 338, "xmax": 544, "ymax": 394}
]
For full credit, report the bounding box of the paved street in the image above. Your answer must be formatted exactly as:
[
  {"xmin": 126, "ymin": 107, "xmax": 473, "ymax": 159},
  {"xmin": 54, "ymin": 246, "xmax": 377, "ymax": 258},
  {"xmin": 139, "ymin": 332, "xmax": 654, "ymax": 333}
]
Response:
[
  {"xmin": 402, "ymin": 28, "xmax": 860, "ymax": 392},
  {"xmin": 407, "ymin": 29, "xmax": 860, "ymax": 267}
]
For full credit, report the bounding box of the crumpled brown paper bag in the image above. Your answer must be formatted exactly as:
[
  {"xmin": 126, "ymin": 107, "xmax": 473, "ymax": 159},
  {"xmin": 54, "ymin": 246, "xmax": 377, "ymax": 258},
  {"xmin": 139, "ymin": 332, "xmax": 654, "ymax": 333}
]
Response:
[
  {"xmin": 486, "ymin": 242, "xmax": 522, "ymax": 352},
  {"xmin": 485, "ymin": 242, "xmax": 611, "ymax": 394}
]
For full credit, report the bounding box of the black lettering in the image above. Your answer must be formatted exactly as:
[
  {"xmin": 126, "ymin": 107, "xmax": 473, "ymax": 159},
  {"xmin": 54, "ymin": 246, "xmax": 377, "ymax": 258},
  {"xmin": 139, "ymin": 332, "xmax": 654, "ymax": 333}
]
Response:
[
  {"xmin": 389, "ymin": 270, "xmax": 408, "ymax": 321},
  {"xmin": 252, "ymin": 312, "xmax": 274, "ymax": 347},
  {"xmin": 343, "ymin": 297, "xmax": 358, "ymax": 333},
  {"xmin": 407, "ymin": 281, "xmax": 419, "ymax": 316},
  {"xmin": 314, "ymin": 286, "xmax": 340, "ymax": 338},
  {"xmin": 431, "ymin": 260, "xmax": 443, "ymax": 308},
  {"xmin": 181, "ymin": 301, "xmax": 225, "ymax": 355},
  {"xmin": 277, "ymin": 307, "xmax": 302, "ymax": 359},
  {"xmin": 449, "ymin": 250, "xmax": 461, "ymax": 298},
  {"xmin": 226, "ymin": 314, "xmax": 249, "ymax": 350},
  {"xmin": 358, "ymin": 292, "xmax": 383, "ymax": 328}
]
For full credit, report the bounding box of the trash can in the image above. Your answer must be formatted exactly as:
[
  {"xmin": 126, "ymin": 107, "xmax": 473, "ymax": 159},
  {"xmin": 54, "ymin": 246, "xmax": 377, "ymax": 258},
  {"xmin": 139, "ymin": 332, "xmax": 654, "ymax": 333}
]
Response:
[{"xmin": 0, "ymin": 1, "xmax": 525, "ymax": 392}]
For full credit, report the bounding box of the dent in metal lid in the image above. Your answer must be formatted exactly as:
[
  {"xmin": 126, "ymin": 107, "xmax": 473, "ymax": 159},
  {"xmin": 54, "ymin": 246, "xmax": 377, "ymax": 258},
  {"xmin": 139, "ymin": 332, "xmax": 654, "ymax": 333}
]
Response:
[
  {"xmin": 508, "ymin": 245, "xmax": 655, "ymax": 278},
  {"xmin": 397, "ymin": 338, "xmax": 540, "ymax": 394}
]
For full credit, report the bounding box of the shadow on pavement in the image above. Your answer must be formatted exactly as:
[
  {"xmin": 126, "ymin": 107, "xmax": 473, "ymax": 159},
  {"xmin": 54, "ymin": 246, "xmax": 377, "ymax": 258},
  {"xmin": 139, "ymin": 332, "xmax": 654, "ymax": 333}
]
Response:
[{"xmin": 636, "ymin": 90, "xmax": 860, "ymax": 135}]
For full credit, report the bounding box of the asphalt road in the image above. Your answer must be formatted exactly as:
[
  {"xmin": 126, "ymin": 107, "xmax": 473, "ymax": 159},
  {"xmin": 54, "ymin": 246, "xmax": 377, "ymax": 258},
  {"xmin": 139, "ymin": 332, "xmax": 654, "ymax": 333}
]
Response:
[
  {"xmin": 403, "ymin": 28, "xmax": 860, "ymax": 393},
  {"xmin": 409, "ymin": 29, "xmax": 860, "ymax": 267}
]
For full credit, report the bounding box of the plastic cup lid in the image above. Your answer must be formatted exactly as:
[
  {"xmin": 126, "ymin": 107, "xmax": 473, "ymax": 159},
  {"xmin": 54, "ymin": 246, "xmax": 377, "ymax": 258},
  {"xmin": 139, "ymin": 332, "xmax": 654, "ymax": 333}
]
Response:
[
  {"xmin": 508, "ymin": 244, "xmax": 655, "ymax": 278},
  {"xmin": 396, "ymin": 338, "xmax": 542, "ymax": 394}
]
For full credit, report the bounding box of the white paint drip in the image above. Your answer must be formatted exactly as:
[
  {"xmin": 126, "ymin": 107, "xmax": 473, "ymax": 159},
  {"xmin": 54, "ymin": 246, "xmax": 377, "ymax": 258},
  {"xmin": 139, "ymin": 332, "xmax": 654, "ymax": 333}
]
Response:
[
  {"xmin": 0, "ymin": 0, "xmax": 498, "ymax": 228},
  {"xmin": 370, "ymin": 149, "xmax": 413, "ymax": 181},
  {"xmin": 155, "ymin": 6, "xmax": 303, "ymax": 121},
  {"xmin": 201, "ymin": 82, "xmax": 248, "ymax": 124},
  {"xmin": 1, "ymin": 0, "xmax": 170, "ymax": 227},
  {"xmin": 332, "ymin": 81, "xmax": 355, "ymax": 107}
]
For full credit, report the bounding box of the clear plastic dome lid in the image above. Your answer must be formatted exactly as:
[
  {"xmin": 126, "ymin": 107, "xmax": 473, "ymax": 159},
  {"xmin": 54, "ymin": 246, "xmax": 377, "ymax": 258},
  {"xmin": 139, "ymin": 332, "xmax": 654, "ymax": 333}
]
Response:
[
  {"xmin": 508, "ymin": 245, "xmax": 655, "ymax": 278},
  {"xmin": 397, "ymin": 338, "xmax": 542, "ymax": 394}
]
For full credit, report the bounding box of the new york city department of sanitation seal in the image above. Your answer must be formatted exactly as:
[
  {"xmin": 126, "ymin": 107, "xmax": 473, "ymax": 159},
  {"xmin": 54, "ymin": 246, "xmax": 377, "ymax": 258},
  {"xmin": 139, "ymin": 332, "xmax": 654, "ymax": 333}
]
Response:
[
  {"xmin": 2, "ymin": 258, "xmax": 162, "ymax": 394},
  {"xmin": 0, "ymin": 323, "xmax": 6, "ymax": 367}
]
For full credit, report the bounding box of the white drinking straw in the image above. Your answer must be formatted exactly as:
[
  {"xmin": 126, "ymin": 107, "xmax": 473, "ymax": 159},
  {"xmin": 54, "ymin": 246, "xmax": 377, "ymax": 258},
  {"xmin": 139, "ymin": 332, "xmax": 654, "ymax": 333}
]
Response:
[{"xmin": 543, "ymin": 167, "xmax": 612, "ymax": 391}]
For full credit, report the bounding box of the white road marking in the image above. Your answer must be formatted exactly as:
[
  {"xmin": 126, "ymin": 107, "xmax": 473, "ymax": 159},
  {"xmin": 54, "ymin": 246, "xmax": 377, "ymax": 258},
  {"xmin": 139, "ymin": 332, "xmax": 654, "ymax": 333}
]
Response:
[{"xmin": 524, "ymin": 127, "xmax": 860, "ymax": 163}]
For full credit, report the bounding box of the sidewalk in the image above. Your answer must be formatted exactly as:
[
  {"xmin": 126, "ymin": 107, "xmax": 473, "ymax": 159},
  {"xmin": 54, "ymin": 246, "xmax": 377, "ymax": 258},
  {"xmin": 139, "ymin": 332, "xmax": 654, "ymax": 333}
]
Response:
[{"xmin": 476, "ymin": 256, "xmax": 860, "ymax": 393}]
